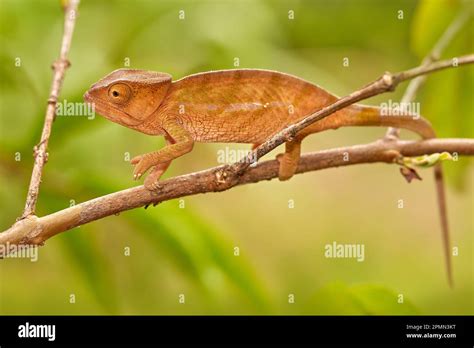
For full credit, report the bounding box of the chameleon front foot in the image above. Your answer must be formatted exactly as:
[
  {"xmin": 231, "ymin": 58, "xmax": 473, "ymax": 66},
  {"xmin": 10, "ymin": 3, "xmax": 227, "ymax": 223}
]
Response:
[{"xmin": 131, "ymin": 154, "xmax": 156, "ymax": 180}]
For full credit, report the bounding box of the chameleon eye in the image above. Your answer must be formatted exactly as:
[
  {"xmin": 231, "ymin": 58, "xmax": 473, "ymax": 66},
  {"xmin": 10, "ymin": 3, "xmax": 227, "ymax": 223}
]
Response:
[{"xmin": 108, "ymin": 83, "xmax": 132, "ymax": 104}]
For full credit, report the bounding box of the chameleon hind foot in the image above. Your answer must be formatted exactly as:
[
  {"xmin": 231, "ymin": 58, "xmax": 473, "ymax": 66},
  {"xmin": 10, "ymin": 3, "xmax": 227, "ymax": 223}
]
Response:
[
  {"xmin": 277, "ymin": 153, "xmax": 298, "ymax": 181},
  {"xmin": 276, "ymin": 139, "xmax": 302, "ymax": 181}
]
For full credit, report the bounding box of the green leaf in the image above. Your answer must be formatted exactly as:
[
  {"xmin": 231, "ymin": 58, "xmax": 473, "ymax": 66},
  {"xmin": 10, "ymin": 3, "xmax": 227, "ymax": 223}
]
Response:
[{"xmin": 403, "ymin": 152, "xmax": 453, "ymax": 168}]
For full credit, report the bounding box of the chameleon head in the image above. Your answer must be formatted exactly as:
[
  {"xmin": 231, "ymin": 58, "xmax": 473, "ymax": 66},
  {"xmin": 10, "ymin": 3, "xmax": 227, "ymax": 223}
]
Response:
[{"xmin": 83, "ymin": 69, "xmax": 172, "ymax": 127}]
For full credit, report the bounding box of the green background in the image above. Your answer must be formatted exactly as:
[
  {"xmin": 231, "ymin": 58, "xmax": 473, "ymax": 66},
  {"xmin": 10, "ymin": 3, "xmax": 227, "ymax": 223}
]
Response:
[{"xmin": 0, "ymin": 0, "xmax": 472, "ymax": 314}]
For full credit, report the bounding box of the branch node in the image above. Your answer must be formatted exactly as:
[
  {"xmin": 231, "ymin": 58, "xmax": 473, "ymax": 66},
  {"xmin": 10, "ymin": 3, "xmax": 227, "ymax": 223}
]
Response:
[
  {"xmin": 214, "ymin": 167, "xmax": 241, "ymax": 191},
  {"xmin": 51, "ymin": 58, "xmax": 71, "ymax": 70},
  {"xmin": 47, "ymin": 97, "xmax": 58, "ymax": 105},
  {"xmin": 283, "ymin": 128, "xmax": 297, "ymax": 142},
  {"xmin": 384, "ymin": 149, "xmax": 403, "ymax": 163},
  {"xmin": 383, "ymin": 132, "xmax": 400, "ymax": 142},
  {"xmin": 381, "ymin": 71, "xmax": 397, "ymax": 91},
  {"xmin": 215, "ymin": 169, "xmax": 229, "ymax": 184}
]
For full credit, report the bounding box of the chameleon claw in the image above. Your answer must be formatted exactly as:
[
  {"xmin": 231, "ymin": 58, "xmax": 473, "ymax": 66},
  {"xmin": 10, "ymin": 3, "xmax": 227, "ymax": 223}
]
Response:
[{"xmin": 144, "ymin": 179, "xmax": 161, "ymax": 191}]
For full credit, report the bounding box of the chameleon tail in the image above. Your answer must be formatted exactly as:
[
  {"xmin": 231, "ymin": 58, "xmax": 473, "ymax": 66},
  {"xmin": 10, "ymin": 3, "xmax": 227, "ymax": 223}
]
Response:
[{"xmin": 324, "ymin": 104, "xmax": 437, "ymax": 139}]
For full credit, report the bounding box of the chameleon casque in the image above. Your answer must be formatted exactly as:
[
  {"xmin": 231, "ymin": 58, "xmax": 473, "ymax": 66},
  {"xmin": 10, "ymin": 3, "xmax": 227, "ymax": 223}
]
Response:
[{"xmin": 84, "ymin": 68, "xmax": 452, "ymax": 284}]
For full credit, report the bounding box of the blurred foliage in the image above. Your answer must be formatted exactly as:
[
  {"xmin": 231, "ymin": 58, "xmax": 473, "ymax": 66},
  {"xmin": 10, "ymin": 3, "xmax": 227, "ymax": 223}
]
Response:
[
  {"xmin": 308, "ymin": 283, "xmax": 418, "ymax": 314},
  {"xmin": 0, "ymin": 0, "xmax": 472, "ymax": 315},
  {"xmin": 412, "ymin": 0, "xmax": 474, "ymax": 189}
]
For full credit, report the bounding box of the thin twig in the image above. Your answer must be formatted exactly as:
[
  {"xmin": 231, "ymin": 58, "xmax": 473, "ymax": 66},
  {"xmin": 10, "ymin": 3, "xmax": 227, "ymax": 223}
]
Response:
[
  {"xmin": 21, "ymin": 0, "xmax": 80, "ymax": 219},
  {"xmin": 1, "ymin": 137, "xmax": 473, "ymax": 251},
  {"xmin": 386, "ymin": 9, "xmax": 471, "ymax": 139}
]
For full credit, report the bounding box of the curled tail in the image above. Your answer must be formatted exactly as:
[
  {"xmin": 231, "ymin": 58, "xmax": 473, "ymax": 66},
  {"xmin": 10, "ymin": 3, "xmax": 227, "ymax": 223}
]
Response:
[{"xmin": 278, "ymin": 104, "xmax": 453, "ymax": 285}]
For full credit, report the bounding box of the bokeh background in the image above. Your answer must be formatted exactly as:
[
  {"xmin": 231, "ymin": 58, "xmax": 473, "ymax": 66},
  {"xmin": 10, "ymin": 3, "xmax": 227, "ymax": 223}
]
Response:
[{"xmin": 0, "ymin": 0, "xmax": 472, "ymax": 315}]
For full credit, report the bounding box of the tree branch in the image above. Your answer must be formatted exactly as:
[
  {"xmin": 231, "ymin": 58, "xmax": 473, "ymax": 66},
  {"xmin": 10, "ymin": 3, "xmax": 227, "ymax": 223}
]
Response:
[
  {"xmin": 0, "ymin": 138, "xmax": 473, "ymax": 253},
  {"xmin": 21, "ymin": 0, "xmax": 80, "ymax": 219}
]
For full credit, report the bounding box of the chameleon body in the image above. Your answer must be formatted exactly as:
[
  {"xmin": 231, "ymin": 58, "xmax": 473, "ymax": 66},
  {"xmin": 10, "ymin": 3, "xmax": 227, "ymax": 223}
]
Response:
[
  {"xmin": 84, "ymin": 68, "xmax": 435, "ymax": 185},
  {"xmin": 84, "ymin": 69, "xmax": 451, "ymax": 285}
]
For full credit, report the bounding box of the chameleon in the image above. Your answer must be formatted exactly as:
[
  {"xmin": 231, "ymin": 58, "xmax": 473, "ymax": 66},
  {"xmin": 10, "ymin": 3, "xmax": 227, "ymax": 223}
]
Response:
[{"xmin": 84, "ymin": 68, "xmax": 452, "ymax": 285}]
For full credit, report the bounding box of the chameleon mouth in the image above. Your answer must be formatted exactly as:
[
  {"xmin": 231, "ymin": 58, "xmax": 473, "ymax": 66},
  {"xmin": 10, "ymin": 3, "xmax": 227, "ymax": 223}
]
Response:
[{"xmin": 83, "ymin": 93, "xmax": 141, "ymax": 126}]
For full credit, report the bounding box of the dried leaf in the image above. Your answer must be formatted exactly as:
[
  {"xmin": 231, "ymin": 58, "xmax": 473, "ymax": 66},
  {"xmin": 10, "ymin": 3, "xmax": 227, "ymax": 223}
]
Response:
[{"xmin": 400, "ymin": 167, "xmax": 423, "ymax": 183}]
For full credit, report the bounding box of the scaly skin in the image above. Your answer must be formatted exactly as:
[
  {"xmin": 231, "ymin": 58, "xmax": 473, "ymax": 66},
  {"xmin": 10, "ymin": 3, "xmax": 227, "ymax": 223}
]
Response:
[
  {"xmin": 84, "ymin": 68, "xmax": 436, "ymax": 181},
  {"xmin": 84, "ymin": 68, "xmax": 452, "ymax": 285}
]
